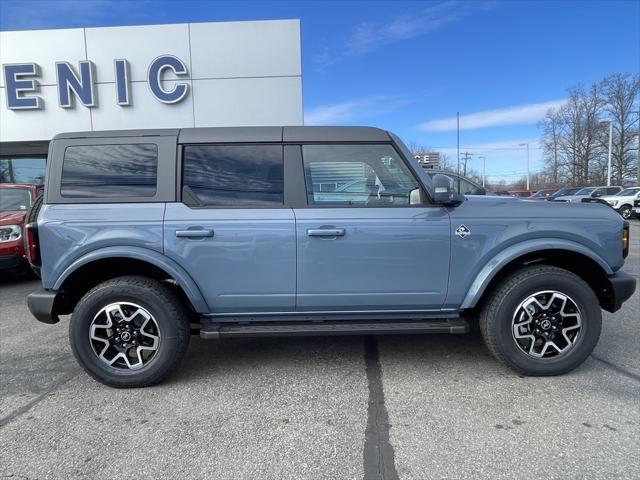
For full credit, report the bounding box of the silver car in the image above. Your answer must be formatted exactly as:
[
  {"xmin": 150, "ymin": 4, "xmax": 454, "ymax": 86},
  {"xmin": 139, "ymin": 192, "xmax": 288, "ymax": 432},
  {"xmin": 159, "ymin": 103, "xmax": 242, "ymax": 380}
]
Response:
[{"xmin": 553, "ymin": 185, "xmax": 622, "ymax": 202}]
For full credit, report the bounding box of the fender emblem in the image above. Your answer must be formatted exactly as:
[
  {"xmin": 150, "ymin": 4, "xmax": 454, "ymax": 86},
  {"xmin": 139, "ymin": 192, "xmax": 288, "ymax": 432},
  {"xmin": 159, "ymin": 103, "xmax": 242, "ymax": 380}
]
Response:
[{"xmin": 455, "ymin": 224, "xmax": 471, "ymax": 238}]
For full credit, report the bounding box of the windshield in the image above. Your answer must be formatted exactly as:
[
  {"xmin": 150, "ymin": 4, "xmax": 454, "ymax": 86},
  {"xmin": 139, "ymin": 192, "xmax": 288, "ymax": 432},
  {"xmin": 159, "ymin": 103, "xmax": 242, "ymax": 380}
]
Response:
[
  {"xmin": 575, "ymin": 187, "xmax": 596, "ymax": 196},
  {"xmin": 533, "ymin": 190, "xmax": 551, "ymax": 198},
  {"xmin": 549, "ymin": 187, "xmax": 579, "ymax": 199},
  {"xmin": 617, "ymin": 188, "xmax": 640, "ymax": 196},
  {"xmin": 0, "ymin": 188, "xmax": 31, "ymax": 211}
]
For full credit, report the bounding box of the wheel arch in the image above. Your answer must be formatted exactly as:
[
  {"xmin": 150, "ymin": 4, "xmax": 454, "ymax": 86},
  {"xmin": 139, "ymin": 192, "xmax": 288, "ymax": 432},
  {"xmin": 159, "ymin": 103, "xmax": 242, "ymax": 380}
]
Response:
[
  {"xmin": 53, "ymin": 247, "xmax": 208, "ymax": 315},
  {"xmin": 461, "ymin": 243, "xmax": 615, "ymax": 312}
]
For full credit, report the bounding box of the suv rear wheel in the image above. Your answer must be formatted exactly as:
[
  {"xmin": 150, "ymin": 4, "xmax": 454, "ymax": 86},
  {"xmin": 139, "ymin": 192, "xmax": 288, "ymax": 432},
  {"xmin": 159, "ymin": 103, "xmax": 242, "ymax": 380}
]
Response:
[
  {"xmin": 69, "ymin": 276, "xmax": 190, "ymax": 388},
  {"xmin": 480, "ymin": 265, "xmax": 601, "ymax": 376}
]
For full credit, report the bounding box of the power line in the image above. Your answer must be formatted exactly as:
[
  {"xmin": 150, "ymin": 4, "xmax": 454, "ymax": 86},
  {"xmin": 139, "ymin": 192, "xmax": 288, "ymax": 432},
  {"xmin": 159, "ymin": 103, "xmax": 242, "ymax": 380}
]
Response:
[{"xmin": 429, "ymin": 146, "xmax": 544, "ymax": 151}]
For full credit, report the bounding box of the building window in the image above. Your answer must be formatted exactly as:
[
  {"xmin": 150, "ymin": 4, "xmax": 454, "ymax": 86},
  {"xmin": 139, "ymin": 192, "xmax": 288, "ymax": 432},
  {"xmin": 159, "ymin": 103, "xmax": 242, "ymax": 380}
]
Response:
[
  {"xmin": 182, "ymin": 145, "xmax": 284, "ymax": 207},
  {"xmin": 302, "ymin": 144, "xmax": 422, "ymax": 206},
  {"xmin": 0, "ymin": 157, "xmax": 46, "ymax": 185},
  {"xmin": 61, "ymin": 144, "xmax": 158, "ymax": 198}
]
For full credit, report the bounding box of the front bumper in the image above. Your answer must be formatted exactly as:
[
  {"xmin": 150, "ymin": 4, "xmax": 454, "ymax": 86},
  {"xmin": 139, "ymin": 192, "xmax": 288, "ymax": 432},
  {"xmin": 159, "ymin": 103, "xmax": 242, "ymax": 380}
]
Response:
[
  {"xmin": 602, "ymin": 271, "xmax": 636, "ymax": 313},
  {"xmin": 0, "ymin": 254, "xmax": 23, "ymax": 271},
  {"xmin": 27, "ymin": 289, "xmax": 61, "ymax": 324}
]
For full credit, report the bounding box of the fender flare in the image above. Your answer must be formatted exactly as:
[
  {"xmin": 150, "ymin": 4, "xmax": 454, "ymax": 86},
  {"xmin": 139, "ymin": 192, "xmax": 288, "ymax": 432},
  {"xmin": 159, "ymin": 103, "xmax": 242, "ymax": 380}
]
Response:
[
  {"xmin": 460, "ymin": 239, "xmax": 613, "ymax": 309},
  {"xmin": 53, "ymin": 246, "xmax": 209, "ymax": 313}
]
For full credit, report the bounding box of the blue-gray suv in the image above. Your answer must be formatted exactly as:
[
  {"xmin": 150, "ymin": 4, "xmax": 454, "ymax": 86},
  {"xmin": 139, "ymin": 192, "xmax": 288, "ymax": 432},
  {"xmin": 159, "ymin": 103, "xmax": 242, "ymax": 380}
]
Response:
[{"xmin": 26, "ymin": 127, "xmax": 635, "ymax": 387}]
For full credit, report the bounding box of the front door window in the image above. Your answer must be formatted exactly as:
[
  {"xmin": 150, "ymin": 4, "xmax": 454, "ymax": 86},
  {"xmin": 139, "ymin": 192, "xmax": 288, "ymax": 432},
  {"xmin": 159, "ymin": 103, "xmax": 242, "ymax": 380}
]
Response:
[{"xmin": 301, "ymin": 144, "xmax": 424, "ymax": 206}]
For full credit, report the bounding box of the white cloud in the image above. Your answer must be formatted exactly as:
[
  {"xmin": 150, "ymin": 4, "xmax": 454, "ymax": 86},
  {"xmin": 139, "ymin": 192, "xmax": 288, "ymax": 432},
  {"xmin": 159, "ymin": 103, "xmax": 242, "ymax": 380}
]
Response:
[
  {"xmin": 345, "ymin": 1, "xmax": 464, "ymax": 56},
  {"xmin": 305, "ymin": 95, "xmax": 410, "ymax": 125},
  {"xmin": 0, "ymin": 0, "xmax": 156, "ymax": 30},
  {"xmin": 314, "ymin": 1, "xmax": 493, "ymax": 69},
  {"xmin": 418, "ymin": 99, "xmax": 566, "ymax": 131}
]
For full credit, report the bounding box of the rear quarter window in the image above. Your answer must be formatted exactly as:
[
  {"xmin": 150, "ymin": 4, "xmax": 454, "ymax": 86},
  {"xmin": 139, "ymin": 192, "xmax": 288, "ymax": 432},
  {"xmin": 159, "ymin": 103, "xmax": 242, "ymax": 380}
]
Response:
[
  {"xmin": 61, "ymin": 144, "xmax": 158, "ymax": 198},
  {"xmin": 182, "ymin": 145, "xmax": 283, "ymax": 207}
]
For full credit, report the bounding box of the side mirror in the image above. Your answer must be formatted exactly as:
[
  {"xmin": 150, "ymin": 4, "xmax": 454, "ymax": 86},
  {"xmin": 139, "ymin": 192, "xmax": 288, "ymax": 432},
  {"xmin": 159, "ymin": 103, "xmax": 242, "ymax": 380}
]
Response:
[
  {"xmin": 592, "ymin": 191, "xmax": 601, "ymax": 198},
  {"xmin": 409, "ymin": 187, "xmax": 422, "ymax": 205},
  {"xmin": 469, "ymin": 186, "xmax": 487, "ymax": 195},
  {"xmin": 432, "ymin": 174, "xmax": 465, "ymax": 206}
]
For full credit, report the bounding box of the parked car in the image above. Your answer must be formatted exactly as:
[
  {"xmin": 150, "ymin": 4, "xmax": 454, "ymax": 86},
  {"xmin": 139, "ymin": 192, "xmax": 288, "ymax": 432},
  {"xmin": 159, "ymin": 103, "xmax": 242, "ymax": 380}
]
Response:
[
  {"xmin": 634, "ymin": 198, "xmax": 640, "ymax": 217},
  {"xmin": 596, "ymin": 187, "xmax": 640, "ymax": 219},
  {"xmin": 26, "ymin": 127, "xmax": 635, "ymax": 387},
  {"xmin": 422, "ymin": 169, "xmax": 487, "ymax": 195},
  {"xmin": 547, "ymin": 186, "xmax": 583, "ymax": 201},
  {"xmin": 530, "ymin": 188, "xmax": 558, "ymax": 200},
  {"xmin": 553, "ymin": 186, "xmax": 622, "ymax": 202},
  {"xmin": 508, "ymin": 190, "xmax": 535, "ymax": 198},
  {"xmin": 0, "ymin": 183, "xmax": 43, "ymax": 274}
]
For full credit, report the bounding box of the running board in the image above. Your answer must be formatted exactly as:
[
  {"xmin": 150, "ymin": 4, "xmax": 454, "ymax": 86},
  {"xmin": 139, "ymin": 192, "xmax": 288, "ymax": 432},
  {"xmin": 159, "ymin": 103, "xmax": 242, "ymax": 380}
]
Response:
[{"xmin": 199, "ymin": 319, "xmax": 469, "ymax": 339}]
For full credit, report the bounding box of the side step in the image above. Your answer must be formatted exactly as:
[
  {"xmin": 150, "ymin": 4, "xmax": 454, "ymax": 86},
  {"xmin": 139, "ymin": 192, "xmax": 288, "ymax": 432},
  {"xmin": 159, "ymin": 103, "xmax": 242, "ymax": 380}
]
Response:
[{"xmin": 200, "ymin": 319, "xmax": 469, "ymax": 339}]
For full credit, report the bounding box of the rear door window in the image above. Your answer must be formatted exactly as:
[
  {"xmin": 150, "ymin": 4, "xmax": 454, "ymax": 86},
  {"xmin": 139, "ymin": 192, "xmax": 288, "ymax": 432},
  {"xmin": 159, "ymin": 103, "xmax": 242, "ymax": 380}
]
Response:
[
  {"xmin": 61, "ymin": 144, "xmax": 158, "ymax": 198},
  {"xmin": 182, "ymin": 145, "xmax": 283, "ymax": 207}
]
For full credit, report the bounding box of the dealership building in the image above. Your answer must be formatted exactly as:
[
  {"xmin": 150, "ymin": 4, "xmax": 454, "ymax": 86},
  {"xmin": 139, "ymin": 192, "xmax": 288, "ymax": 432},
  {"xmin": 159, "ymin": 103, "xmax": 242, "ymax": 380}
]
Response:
[{"xmin": 0, "ymin": 19, "xmax": 303, "ymax": 184}]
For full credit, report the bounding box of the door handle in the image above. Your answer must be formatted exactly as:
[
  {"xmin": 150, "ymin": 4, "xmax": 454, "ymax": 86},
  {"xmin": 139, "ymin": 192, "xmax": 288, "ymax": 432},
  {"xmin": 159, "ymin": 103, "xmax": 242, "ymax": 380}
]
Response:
[
  {"xmin": 307, "ymin": 228, "xmax": 345, "ymax": 237},
  {"xmin": 175, "ymin": 229, "xmax": 214, "ymax": 238}
]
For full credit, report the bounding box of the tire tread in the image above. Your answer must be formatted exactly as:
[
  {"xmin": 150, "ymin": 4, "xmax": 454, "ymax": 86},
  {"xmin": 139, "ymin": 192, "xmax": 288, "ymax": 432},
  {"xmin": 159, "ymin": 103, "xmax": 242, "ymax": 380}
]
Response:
[
  {"xmin": 70, "ymin": 275, "xmax": 190, "ymax": 388},
  {"xmin": 479, "ymin": 265, "xmax": 600, "ymax": 376}
]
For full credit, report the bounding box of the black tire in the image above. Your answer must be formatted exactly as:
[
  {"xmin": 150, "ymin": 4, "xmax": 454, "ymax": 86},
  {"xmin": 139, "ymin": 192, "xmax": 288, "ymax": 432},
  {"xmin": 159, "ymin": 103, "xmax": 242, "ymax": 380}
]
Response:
[
  {"xmin": 27, "ymin": 191, "xmax": 43, "ymax": 224},
  {"xmin": 69, "ymin": 276, "xmax": 190, "ymax": 388},
  {"xmin": 479, "ymin": 265, "xmax": 601, "ymax": 376},
  {"xmin": 618, "ymin": 205, "xmax": 632, "ymax": 220},
  {"xmin": 25, "ymin": 192, "xmax": 44, "ymax": 278}
]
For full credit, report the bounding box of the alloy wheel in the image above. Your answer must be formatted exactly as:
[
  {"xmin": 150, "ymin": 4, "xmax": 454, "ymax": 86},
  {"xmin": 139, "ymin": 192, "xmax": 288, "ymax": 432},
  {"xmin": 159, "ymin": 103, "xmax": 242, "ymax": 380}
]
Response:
[
  {"xmin": 512, "ymin": 290, "xmax": 582, "ymax": 358},
  {"xmin": 89, "ymin": 302, "xmax": 161, "ymax": 370}
]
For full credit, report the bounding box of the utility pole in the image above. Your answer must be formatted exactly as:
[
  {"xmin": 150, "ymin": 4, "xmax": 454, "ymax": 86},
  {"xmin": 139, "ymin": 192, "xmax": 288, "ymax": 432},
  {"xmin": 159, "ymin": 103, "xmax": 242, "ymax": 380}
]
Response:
[
  {"xmin": 460, "ymin": 152, "xmax": 472, "ymax": 177},
  {"xmin": 7, "ymin": 158, "xmax": 15, "ymax": 183},
  {"xmin": 608, "ymin": 120, "xmax": 613, "ymax": 186},
  {"xmin": 457, "ymin": 112, "xmax": 461, "ymax": 194},
  {"xmin": 478, "ymin": 156, "xmax": 486, "ymax": 187},
  {"xmin": 636, "ymin": 109, "xmax": 639, "ymax": 185},
  {"xmin": 519, "ymin": 143, "xmax": 530, "ymax": 190}
]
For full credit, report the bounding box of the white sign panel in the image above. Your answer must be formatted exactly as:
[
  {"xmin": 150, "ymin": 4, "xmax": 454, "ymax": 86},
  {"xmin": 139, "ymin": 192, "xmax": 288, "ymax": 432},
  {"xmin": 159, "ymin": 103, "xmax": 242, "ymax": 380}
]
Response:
[{"xmin": 0, "ymin": 20, "xmax": 303, "ymax": 142}]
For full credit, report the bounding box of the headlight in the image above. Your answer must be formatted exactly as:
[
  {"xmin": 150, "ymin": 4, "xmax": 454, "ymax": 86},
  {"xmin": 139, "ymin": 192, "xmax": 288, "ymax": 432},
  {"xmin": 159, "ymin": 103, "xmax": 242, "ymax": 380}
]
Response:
[
  {"xmin": 0, "ymin": 225, "xmax": 21, "ymax": 243},
  {"xmin": 609, "ymin": 200, "xmax": 618, "ymax": 207}
]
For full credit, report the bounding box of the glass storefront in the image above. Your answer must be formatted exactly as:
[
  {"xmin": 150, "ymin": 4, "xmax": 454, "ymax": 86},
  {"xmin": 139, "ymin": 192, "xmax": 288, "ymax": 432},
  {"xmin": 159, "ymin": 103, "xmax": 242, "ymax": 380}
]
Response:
[{"xmin": 0, "ymin": 157, "xmax": 46, "ymax": 185}]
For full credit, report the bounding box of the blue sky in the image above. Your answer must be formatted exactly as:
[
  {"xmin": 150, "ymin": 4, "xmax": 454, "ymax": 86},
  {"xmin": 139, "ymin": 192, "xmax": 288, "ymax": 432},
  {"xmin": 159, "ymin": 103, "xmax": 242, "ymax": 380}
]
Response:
[{"xmin": 1, "ymin": 0, "xmax": 638, "ymax": 181}]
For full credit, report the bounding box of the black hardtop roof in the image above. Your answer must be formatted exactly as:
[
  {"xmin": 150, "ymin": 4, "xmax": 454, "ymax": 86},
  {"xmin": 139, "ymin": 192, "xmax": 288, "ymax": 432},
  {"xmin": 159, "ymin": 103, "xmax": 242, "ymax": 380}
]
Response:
[{"xmin": 53, "ymin": 126, "xmax": 392, "ymax": 143}]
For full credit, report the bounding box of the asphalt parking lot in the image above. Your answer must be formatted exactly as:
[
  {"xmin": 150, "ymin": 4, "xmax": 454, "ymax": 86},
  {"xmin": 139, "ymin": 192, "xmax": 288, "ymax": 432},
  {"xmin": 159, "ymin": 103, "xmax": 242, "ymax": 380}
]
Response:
[{"xmin": 1, "ymin": 221, "xmax": 639, "ymax": 480}]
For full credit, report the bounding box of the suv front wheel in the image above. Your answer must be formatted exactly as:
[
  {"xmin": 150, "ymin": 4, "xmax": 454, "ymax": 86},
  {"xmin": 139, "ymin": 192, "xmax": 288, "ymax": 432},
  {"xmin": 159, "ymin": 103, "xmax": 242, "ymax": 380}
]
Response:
[
  {"xmin": 69, "ymin": 276, "xmax": 190, "ymax": 388},
  {"xmin": 480, "ymin": 265, "xmax": 601, "ymax": 376},
  {"xmin": 618, "ymin": 205, "xmax": 632, "ymax": 220}
]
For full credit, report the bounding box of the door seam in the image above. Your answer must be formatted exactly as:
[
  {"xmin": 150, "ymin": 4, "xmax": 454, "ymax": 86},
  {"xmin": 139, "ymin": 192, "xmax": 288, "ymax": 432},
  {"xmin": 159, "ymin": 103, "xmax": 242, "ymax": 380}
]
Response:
[{"xmin": 292, "ymin": 207, "xmax": 298, "ymax": 311}]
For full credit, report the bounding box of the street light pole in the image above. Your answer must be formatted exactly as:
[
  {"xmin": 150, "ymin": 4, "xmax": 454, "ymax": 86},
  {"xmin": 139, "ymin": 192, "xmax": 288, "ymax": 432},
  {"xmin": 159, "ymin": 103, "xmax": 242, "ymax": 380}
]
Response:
[
  {"xmin": 479, "ymin": 156, "xmax": 486, "ymax": 187},
  {"xmin": 519, "ymin": 143, "xmax": 530, "ymax": 190},
  {"xmin": 607, "ymin": 121, "xmax": 613, "ymax": 186},
  {"xmin": 600, "ymin": 119, "xmax": 613, "ymax": 186}
]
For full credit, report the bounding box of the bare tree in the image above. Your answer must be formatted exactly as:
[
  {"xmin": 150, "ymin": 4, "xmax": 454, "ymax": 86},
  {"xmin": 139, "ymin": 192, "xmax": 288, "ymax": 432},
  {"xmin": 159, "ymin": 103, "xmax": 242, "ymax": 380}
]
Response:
[
  {"xmin": 540, "ymin": 109, "xmax": 562, "ymax": 184},
  {"xmin": 539, "ymin": 74, "xmax": 637, "ymax": 186},
  {"xmin": 439, "ymin": 153, "xmax": 454, "ymax": 171},
  {"xmin": 601, "ymin": 73, "xmax": 640, "ymax": 184}
]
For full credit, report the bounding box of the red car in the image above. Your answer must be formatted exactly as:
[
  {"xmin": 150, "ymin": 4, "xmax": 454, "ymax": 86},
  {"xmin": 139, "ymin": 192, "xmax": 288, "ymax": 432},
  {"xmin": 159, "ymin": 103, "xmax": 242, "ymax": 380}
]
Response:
[
  {"xmin": 0, "ymin": 183, "xmax": 43, "ymax": 273},
  {"xmin": 508, "ymin": 189, "xmax": 535, "ymax": 198}
]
